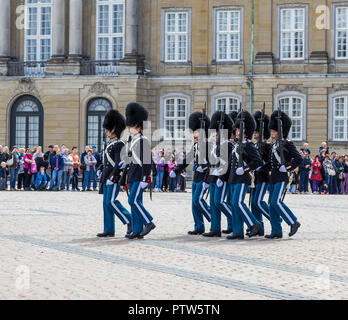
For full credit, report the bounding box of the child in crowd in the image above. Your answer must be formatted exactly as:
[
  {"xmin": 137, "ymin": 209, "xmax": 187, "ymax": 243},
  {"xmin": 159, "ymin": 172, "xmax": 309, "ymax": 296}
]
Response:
[
  {"xmin": 300, "ymin": 143, "xmax": 311, "ymax": 155},
  {"xmin": 311, "ymin": 155, "xmax": 322, "ymax": 193},
  {"xmin": 167, "ymin": 155, "xmax": 177, "ymax": 192},
  {"xmin": 34, "ymin": 166, "xmax": 49, "ymax": 190},
  {"xmin": 0, "ymin": 162, "xmax": 7, "ymax": 190}
]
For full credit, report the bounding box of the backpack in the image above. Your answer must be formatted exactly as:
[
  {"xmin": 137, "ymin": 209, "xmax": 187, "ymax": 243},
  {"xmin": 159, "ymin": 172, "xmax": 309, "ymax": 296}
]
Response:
[{"xmin": 31, "ymin": 162, "xmax": 37, "ymax": 174}]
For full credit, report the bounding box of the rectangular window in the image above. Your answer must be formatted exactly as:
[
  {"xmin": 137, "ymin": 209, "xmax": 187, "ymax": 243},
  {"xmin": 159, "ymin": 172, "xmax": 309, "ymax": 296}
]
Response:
[
  {"xmin": 216, "ymin": 10, "xmax": 241, "ymax": 61},
  {"xmin": 216, "ymin": 97, "xmax": 240, "ymax": 113},
  {"xmin": 278, "ymin": 97, "xmax": 304, "ymax": 141},
  {"xmin": 280, "ymin": 8, "xmax": 305, "ymax": 60},
  {"xmin": 333, "ymin": 97, "xmax": 348, "ymax": 141},
  {"xmin": 96, "ymin": 0, "xmax": 125, "ymax": 61},
  {"xmin": 165, "ymin": 12, "xmax": 188, "ymax": 62},
  {"xmin": 25, "ymin": 0, "xmax": 52, "ymax": 62},
  {"xmin": 164, "ymin": 98, "xmax": 187, "ymax": 140},
  {"xmin": 336, "ymin": 7, "xmax": 348, "ymax": 59}
]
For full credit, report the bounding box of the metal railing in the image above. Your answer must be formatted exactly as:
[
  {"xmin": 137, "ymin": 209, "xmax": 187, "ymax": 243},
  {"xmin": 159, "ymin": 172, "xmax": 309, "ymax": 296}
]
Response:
[
  {"xmin": 80, "ymin": 60, "xmax": 119, "ymax": 76},
  {"xmin": 7, "ymin": 61, "xmax": 47, "ymax": 77}
]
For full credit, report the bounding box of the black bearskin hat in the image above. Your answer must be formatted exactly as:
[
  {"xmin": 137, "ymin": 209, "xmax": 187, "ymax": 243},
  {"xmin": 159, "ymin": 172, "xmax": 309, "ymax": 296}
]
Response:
[
  {"xmin": 125, "ymin": 102, "xmax": 149, "ymax": 129},
  {"xmin": 103, "ymin": 109, "xmax": 126, "ymax": 138},
  {"xmin": 210, "ymin": 111, "xmax": 234, "ymax": 139},
  {"xmin": 269, "ymin": 110, "xmax": 292, "ymax": 139},
  {"xmin": 253, "ymin": 111, "xmax": 271, "ymax": 140},
  {"xmin": 234, "ymin": 110, "xmax": 256, "ymax": 140},
  {"xmin": 189, "ymin": 112, "xmax": 210, "ymax": 133}
]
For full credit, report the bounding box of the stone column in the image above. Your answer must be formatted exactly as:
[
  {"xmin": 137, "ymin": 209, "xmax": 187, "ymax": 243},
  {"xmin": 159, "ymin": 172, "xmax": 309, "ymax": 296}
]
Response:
[
  {"xmin": 119, "ymin": 0, "xmax": 144, "ymax": 75},
  {"xmin": 0, "ymin": 0, "xmax": 11, "ymax": 75},
  {"xmin": 69, "ymin": 0, "xmax": 83, "ymax": 58},
  {"xmin": 51, "ymin": 0, "xmax": 66, "ymax": 60},
  {"xmin": 125, "ymin": 0, "xmax": 138, "ymax": 57}
]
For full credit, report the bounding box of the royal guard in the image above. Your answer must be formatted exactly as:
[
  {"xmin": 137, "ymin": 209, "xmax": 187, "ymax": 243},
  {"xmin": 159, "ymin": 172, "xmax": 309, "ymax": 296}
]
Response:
[
  {"xmin": 264, "ymin": 110, "xmax": 302, "ymax": 239},
  {"xmin": 227, "ymin": 109, "xmax": 263, "ymax": 240},
  {"xmin": 124, "ymin": 102, "xmax": 156, "ymax": 239},
  {"xmin": 202, "ymin": 111, "xmax": 234, "ymax": 237},
  {"xmin": 97, "ymin": 110, "xmax": 132, "ymax": 238},
  {"xmin": 249, "ymin": 110, "xmax": 272, "ymax": 236},
  {"xmin": 171, "ymin": 111, "xmax": 211, "ymax": 235}
]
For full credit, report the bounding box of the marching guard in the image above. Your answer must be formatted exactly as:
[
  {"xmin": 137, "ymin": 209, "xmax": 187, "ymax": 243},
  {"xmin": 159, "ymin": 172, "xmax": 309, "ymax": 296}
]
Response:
[
  {"xmin": 97, "ymin": 110, "xmax": 132, "ymax": 238},
  {"xmin": 249, "ymin": 110, "xmax": 272, "ymax": 236},
  {"xmin": 202, "ymin": 111, "xmax": 234, "ymax": 237},
  {"xmin": 227, "ymin": 110, "xmax": 263, "ymax": 240},
  {"xmin": 124, "ymin": 102, "xmax": 156, "ymax": 239},
  {"xmin": 171, "ymin": 111, "xmax": 211, "ymax": 235},
  {"xmin": 263, "ymin": 110, "xmax": 302, "ymax": 239}
]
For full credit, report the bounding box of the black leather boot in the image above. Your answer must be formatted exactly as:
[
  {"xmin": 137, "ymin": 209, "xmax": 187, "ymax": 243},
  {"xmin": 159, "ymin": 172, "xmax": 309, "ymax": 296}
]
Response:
[
  {"xmin": 202, "ymin": 230, "xmax": 221, "ymax": 237},
  {"xmin": 188, "ymin": 229, "xmax": 204, "ymax": 235},
  {"xmin": 226, "ymin": 233, "xmax": 244, "ymax": 240},
  {"xmin": 97, "ymin": 232, "xmax": 115, "ymax": 238},
  {"xmin": 248, "ymin": 222, "xmax": 261, "ymax": 237},
  {"xmin": 140, "ymin": 222, "xmax": 156, "ymax": 237},
  {"xmin": 289, "ymin": 221, "xmax": 301, "ymax": 237},
  {"xmin": 265, "ymin": 233, "xmax": 283, "ymax": 239}
]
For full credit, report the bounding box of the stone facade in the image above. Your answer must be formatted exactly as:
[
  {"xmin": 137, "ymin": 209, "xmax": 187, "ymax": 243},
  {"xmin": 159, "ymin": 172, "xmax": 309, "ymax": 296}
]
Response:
[{"xmin": 0, "ymin": 0, "xmax": 348, "ymax": 153}]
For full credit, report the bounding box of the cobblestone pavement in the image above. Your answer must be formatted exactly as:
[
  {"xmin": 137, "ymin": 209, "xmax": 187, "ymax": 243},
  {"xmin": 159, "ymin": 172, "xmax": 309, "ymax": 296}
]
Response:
[{"xmin": 0, "ymin": 190, "xmax": 347, "ymax": 300}]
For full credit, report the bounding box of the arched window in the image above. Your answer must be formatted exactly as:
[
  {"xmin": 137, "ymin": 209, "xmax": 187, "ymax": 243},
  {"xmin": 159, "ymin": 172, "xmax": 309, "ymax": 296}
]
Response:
[
  {"xmin": 331, "ymin": 96, "xmax": 348, "ymax": 141},
  {"xmin": 10, "ymin": 95, "xmax": 44, "ymax": 149},
  {"xmin": 87, "ymin": 98, "xmax": 112, "ymax": 151},
  {"xmin": 162, "ymin": 96, "xmax": 189, "ymax": 140},
  {"xmin": 275, "ymin": 93, "xmax": 306, "ymax": 141},
  {"xmin": 213, "ymin": 94, "xmax": 241, "ymax": 114}
]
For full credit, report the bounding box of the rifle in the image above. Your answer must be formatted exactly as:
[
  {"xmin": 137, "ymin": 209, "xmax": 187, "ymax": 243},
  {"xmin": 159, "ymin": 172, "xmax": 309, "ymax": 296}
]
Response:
[
  {"xmin": 238, "ymin": 103, "xmax": 245, "ymax": 168},
  {"xmin": 119, "ymin": 135, "xmax": 132, "ymax": 197},
  {"xmin": 276, "ymin": 108, "xmax": 286, "ymax": 166},
  {"xmin": 257, "ymin": 103, "xmax": 266, "ymax": 155},
  {"xmin": 276, "ymin": 108, "xmax": 289, "ymax": 201},
  {"xmin": 200, "ymin": 103, "xmax": 210, "ymax": 200}
]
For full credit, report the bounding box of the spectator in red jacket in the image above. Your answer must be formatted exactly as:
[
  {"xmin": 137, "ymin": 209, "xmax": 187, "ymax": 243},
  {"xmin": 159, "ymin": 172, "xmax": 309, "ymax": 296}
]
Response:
[{"xmin": 311, "ymin": 155, "xmax": 322, "ymax": 193}]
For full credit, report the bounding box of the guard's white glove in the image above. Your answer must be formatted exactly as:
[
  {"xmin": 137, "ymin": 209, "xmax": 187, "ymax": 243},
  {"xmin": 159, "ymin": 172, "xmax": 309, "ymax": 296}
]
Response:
[
  {"xmin": 196, "ymin": 166, "xmax": 204, "ymax": 173},
  {"xmin": 256, "ymin": 166, "xmax": 262, "ymax": 172},
  {"xmin": 236, "ymin": 167, "xmax": 245, "ymax": 176},
  {"xmin": 216, "ymin": 178, "xmax": 223, "ymax": 188},
  {"xmin": 203, "ymin": 182, "xmax": 209, "ymax": 190},
  {"xmin": 140, "ymin": 182, "xmax": 148, "ymax": 189},
  {"xmin": 119, "ymin": 161, "xmax": 127, "ymax": 170},
  {"xmin": 96, "ymin": 170, "xmax": 102, "ymax": 178},
  {"xmin": 170, "ymin": 171, "xmax": 176, "ymax": 178},
  {"xmin": 279, "ymin": 165, "xmax": 287, "ymax": 173}
]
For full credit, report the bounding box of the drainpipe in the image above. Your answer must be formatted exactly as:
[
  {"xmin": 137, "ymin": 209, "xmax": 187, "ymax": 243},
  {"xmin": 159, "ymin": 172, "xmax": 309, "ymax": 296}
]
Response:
[{"xmin": 249, "ymin": 0, "xmax": 255, "ymax": 114}]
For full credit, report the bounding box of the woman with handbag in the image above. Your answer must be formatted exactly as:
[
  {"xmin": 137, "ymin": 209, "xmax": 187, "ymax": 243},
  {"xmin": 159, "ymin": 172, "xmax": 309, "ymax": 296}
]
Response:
[
  {"xmin": 311, "ymin": 155, "xmax": 322, "ymax": 194},
  {"xmin": 23, "ymin": 148, "xmax": 34, "ymax": 191},
  {"xmin": 8, "ymin": 146, "xmax": 20, "ymax": 191}
]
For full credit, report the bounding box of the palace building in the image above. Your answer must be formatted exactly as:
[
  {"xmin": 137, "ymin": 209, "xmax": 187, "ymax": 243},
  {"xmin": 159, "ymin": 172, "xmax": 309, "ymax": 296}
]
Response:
[{"xmin": 0, "ymin": 0, "xmax": 348, "ymax": 153}]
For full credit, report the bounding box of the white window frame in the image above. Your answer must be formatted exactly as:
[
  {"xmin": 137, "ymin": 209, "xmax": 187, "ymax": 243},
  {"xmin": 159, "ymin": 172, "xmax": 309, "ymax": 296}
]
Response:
[
  {"xmin": 277, "ymin": 4, "xmax": 308, "ymax": 61},
  {"xmin": 213, "ymin": 7, "xmax": 243, "ymax": 62},
  {"xmin": 211, "ymin": 93, "xmax": 242, "ymax": 115},
  {"xmin": 332, "ymin": 3, "xmax": 348, "ymax": 60},
  {"xmin": 328, "ymin": 92, "xmax": 348, "ymax": 142},
  {"xmin": 24, "ymin": 0, "xmax": 52, "ymax": 62},
  {"xmin": 274, "ymin": 92, "xmax": 307, "ymax": 141},
  {"xmin": 160, "ymin": 94, "xmax": 190, "ymax": 141},
  {"xmin": 161, "ymin": 8, "xmax": 192, "ymax": 63},
  {"xmin": 96, "ymin": 0, "xmax": 125, "ymax": 61}
]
